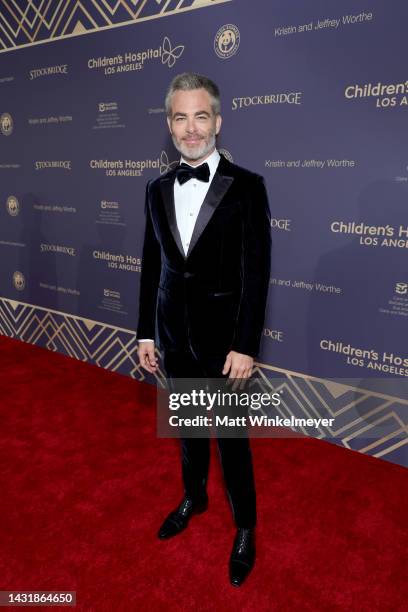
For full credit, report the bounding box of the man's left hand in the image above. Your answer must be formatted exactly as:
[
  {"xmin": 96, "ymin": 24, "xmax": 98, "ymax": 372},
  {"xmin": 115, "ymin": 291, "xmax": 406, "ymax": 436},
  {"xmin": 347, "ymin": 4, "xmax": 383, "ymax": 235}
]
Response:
[{"xmin": 222, "ymin": 351, "xmax": 253, "ymax": 385}]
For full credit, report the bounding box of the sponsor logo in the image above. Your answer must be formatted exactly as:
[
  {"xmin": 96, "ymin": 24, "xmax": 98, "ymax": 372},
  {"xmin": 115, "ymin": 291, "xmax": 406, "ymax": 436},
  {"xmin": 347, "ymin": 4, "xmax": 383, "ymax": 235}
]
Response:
[
  {"xmin": 379, "ymin": 283, "xmax": 408, "ymax": 317},
  {"xmin": 162, "ymin": 36, "xmax": 184, "ymax": 68},
  {"xmin": 320, "ymin": 339, "xmax": 408, "ymax": 375},
  {"xmin": 88, "ymin": 37, "xmax": 184, "ymax": 75},
  {"xmin": 35, "ymin": 161, "xmax": 72, "ymax": 170},
  {"xmin": 271, "ymin": 218, "xmax": 291, "ymax": 231},
  {"xmin": 271, "ymin": 277, "xmax": 341, "ymax": 293},
  {"xmin": 99, "ymin": 102, "xmax": 118, "ymax": 113},
  {"xmin": 98, "ymin": 200, "xmax": 124, "ymax": 226},
  {"xmin": 331, "ymin": 221, "xmax": 408, "ymax": 248},
  {"xmin": 39, "ymin": 282, "xmax": 79, "ymax": 296},
  {"xmin": 274, "ymin": 12, "xmax": 373, "ymax": 36},
  {"xmin": 93, "ymin": 250, "xmax": 141, "ymax": 272},
  {"xmin": 395, "ymin": 282, "xmax": 408, "ymax": 295},
  {"xmin": 265, "ymin": 158, "xmax": 356, "ymax": 169},
  {"xmin": 160, "ymin": 150, "xmax": 179, "ymax": 174},
  {"xmin": 40, "ymin": 243, "xmax": 76, "ymax": 256},
  {"xmin": 33, "ymin": 204, "xmax": 76, "ymax": 213},
  {"xmin": 13, "ymin": 271, "xmax": 25, "ymax": 291},
  {"xmin": 232, "ymin": 92, "xmax": 302, "ymax": 110},
  {"xmin": 214, "ymin": 24, "xmax": 240, "ymax": 59},
  {"xmin": 90, "ymin": 151, "xmax": 177, "ymax": 177},
  {"xmin": 29, "ymin": 64, "xmax": 68, "ymax": 80},
  {"xmin": 94, "ymin": 102, "xmax": 124, "ymax": 129},
  {"xmin": 28, "ymin": 115, "xmax": 72, "ymax": 126},
  {"xmin": 345, "ymin": 79, "xmax": 408, "ymax": 109},
  {"xmin": 100, "ymin": 288, "xmax": 126, "ymax": 314},
  {"xmin": 264, "ymin": 328, "xmax": 284, "ymax": 342},
  {"xmin": 101, "ymin": 200, "xmax": 119, "ymax": 210},
  {"xmin": 147, "ymin": 107, "xmax": 165, "ymax": 114},
  {"xmin": 0, "ymin": 112, "xmax": 13, "ymax": 135},
  {"xmin": 6, "ymin": 195, "xmax": 19, "ymax": 216},
  {"xmin": 104, "ymin": 288, "xmax": 121, "ymax": 299}
]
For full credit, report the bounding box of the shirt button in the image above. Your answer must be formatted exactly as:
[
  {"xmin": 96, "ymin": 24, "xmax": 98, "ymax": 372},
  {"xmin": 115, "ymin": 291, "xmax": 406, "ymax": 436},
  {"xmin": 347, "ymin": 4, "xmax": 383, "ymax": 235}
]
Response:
[{"xmin": 189, "ymin": 212, "xmax": 193, "ymax": 216}]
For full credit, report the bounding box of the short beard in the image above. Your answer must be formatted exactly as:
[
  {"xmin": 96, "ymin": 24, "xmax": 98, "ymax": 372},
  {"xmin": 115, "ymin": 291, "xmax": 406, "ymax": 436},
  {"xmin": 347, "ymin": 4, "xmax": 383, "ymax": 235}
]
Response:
[{"xmin": 172, "ymin": 132, "xmax": 216, "ymax": 163}]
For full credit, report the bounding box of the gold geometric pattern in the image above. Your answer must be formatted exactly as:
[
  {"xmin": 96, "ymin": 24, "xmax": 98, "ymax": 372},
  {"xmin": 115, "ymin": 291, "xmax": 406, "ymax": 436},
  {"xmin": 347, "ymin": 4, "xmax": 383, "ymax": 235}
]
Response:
[
  {"xmin": 0, "ymin": 0, "xmax": 231, "ymax": 53},
  {"xmin": 251, "ymin": 363, "xmax": 408, "ymax": 463},
  {"xmin": 1, "ymin": 297, "xmax": 407, "ymax": 465}
]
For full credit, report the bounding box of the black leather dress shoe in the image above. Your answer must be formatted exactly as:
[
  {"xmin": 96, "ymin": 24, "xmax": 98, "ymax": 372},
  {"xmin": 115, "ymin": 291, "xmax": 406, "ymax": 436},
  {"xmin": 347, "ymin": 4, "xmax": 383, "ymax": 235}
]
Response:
[
  {"xmin": 157, "ymin": 496, "xmax": 208, "ymax": 539},
  {"xmin": 229, "ymin": 528, "xmax": 256, "ymax": 586}
]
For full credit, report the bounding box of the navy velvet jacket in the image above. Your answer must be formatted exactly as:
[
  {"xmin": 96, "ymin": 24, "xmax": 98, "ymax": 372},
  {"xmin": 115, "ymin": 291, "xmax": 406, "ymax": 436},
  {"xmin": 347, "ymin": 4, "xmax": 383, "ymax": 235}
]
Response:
[{"xmin": 137, "ymin": 153, "xmax": 271, "ymax": 359}]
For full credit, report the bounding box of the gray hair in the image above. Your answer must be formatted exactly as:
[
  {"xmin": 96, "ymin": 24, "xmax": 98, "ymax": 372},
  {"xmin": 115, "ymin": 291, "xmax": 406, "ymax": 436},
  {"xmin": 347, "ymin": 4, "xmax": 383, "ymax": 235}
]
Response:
[{"xmin": 165, "ymin": 72, "xmax": 221, "ymax": 117}]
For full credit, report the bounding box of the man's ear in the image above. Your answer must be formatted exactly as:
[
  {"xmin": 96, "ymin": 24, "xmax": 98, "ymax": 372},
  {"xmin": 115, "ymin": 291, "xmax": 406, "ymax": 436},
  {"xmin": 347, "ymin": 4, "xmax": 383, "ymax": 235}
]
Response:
[{"xmin": 215, "ymin": 114, "xmax": 222, "ymax": 135}]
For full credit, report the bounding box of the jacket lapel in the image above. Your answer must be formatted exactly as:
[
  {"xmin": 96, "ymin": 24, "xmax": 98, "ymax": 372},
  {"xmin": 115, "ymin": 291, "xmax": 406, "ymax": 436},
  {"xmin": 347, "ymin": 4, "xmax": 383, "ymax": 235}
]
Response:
[
  {"xmin": 186, "ymin": 169, "xmax": 233, "ymax": 258},
  {"xmin": 159, "ymin": 171, "xmax": 185, "ymax": 259},
  {"xmin": 159, "ymin": 154, "xmax": 234, "ymax": 260}
]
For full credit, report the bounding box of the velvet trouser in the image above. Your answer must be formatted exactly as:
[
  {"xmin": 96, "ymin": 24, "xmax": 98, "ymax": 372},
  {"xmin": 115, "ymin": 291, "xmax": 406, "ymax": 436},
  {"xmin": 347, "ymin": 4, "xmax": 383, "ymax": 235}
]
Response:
[{"xmin": 163, "ymin": 348, "xmax": 257, "ymax": 529}]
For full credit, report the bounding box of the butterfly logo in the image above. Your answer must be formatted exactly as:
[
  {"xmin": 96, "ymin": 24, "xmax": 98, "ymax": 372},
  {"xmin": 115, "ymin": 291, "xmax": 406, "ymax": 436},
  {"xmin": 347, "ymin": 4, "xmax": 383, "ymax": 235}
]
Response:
[
  {"xmin": 160, "ymin": 150, "xmax": 178, "ymax": 174},
  {"xmin": 161, "ymin": 36, "xmax": 184, "ymax": 68}
]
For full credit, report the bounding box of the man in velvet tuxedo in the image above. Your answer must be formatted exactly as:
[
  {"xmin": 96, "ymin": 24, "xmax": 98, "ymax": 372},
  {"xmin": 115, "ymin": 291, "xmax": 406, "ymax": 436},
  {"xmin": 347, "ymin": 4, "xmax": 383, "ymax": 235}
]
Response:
[{"xmin": 137, "ymin": 73, "xmax": 271, "ymax": 586}]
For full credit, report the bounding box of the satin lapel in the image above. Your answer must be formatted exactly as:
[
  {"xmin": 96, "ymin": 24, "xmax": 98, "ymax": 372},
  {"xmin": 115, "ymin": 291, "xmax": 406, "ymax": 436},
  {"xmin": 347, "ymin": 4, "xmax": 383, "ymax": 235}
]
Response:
[
  {"xmin": 186, "ymin": 171, "xmax": 234, "ymax": 258},
  {"xmin": 159, "ymin": 173, "xmax": 186, "ymax": 260}
]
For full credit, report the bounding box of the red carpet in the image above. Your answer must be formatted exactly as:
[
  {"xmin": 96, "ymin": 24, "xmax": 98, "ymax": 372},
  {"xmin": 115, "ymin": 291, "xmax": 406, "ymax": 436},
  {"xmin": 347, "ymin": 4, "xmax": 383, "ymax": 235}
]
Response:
[{"xmin": 0, "ymin": 335, "xmax": 407, "ymax": 611}]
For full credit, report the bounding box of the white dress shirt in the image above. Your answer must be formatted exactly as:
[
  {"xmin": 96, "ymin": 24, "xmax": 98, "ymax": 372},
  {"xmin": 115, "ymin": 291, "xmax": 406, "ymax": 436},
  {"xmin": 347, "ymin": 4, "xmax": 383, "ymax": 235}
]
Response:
[
  {"xmin": 139, "ymin": 148, "xmax": 221, "ymax": 343},
  {"xmin": 174, "ymin": 148, "xmax": 220, "ymax": 256}
]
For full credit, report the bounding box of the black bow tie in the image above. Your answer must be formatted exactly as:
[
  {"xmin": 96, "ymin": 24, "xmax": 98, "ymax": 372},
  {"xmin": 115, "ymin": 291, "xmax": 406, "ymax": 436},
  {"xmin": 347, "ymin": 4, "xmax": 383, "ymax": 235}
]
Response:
[{"xmin": 175, "ymin": 162, "xmax": 210, "ymax": 185}]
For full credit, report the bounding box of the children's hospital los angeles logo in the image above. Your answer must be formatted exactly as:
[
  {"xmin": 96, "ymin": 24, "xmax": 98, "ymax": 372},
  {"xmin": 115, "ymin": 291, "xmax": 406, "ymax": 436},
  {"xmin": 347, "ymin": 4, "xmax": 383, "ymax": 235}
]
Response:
[
  {"xmin": 214, "ymin": 24, "xmax": 240, "ymax": 59},
  {"xmin": 87, "ymin": 37, "xmax": 184, "ymax": 76}
]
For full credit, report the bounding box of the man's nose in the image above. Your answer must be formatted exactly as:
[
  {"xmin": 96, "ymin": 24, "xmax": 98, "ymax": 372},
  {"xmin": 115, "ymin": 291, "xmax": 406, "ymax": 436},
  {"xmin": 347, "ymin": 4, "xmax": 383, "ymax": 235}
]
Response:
[{"xmin": 185, "ymin": 117, "xmax": 196, "ymax": 132}]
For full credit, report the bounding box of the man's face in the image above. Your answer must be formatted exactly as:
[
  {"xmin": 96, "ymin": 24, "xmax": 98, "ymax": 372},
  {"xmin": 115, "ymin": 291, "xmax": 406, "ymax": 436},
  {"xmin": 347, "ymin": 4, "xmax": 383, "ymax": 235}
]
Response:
[{"xmin": 167, "ymin": 88, "xmax": 222, "ymax": 165}]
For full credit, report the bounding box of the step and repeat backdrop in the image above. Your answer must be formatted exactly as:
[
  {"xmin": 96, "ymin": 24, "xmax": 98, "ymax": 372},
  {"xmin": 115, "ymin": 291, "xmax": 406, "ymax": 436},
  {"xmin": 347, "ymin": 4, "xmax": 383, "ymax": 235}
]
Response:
[{"xmin": 0, "ymin": 0, "xmax": 407, "ymax": 466}]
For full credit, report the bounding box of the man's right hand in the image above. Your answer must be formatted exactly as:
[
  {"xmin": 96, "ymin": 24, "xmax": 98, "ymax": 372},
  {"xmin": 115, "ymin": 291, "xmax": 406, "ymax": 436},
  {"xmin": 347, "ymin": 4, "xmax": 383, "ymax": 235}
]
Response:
[{"xmin": 137, "ymin": 341, "xmax": 158, "ymax": 373}]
